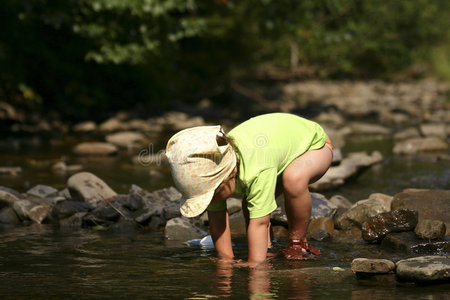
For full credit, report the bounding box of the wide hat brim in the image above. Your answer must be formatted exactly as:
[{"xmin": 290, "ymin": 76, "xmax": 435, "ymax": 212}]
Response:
[{"xmin": 180, "ymin": 190, "xmax": 216, "ymax": 218}]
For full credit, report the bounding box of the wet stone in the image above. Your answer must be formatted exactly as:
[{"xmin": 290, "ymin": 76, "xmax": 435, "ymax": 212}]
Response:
[
  {"xmin": 396, "ymin": 256, "xmax": 450, "ymax": 283},
  {"xmin": 307, "ymin": 217, "xmax": 334, "ymax": 240},
  {"xmin": 381, "ymin": 231, "xmax": 450, "ymax": 255},
  {"xmin": 351, "ymin": 258, "xmax": 395, "ymax": 274},
  {"xmin": 361, "ymin": 209, "xmax": 418, "ymax": 242},
  {"xmin": 415, "ymin": 219, "xmax": 446, "ymax": 240}
]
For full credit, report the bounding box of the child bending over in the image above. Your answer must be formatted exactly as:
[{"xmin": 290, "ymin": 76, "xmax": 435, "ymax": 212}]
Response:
[{"xmin": 165, "ymin": 113, "xmax": 333, "ymax": 265}]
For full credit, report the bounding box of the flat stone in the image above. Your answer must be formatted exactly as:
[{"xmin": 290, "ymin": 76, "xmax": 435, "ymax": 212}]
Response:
[
  {"xmin": 393, "ymin": 137, "xmax": 448, "ymax": 155},
  {"xmin": 26, "ymin": 184, "xmax": 58, "ymax": 199},
  {"xmin": 381, "ymin": 231, "xmax": 450, "ymax": 255},
  {"xmin": 351, "ymin": 258, "xmax": 395, "ymax": 274},
  {"xmin": 415, "ymin": 219, "xmax": 446, "ymax": 240},
  {"xmin": 396, "ymin": 256, "xmax": 450, "ymax": 282},
  {"xmin": 73, "ymin": 142, "xmax": 118, "ymax": 156},
  {"xmin": 361, "ymin": 209, "xmax": 418, "ymax": 242},
  {"xmin": 67, "ymin": 172, "xmax": 117, "ymax": 205},
  {"xmin": 391, "ymin": 189, "xmax": 450, "ymax": 235},
  {"xmin": 0, "ymin": 167, "xmax": 22, "ymax": 175},
  {"xmin": 105, "ymin": 131, "xmax": 147, "ymax": 148}
]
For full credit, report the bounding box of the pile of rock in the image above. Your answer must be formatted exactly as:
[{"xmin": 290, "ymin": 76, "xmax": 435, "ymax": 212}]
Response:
[
  {"xmin": 351, "ymin": 256, "xmax": 449, "ymax": 284},
  {"xmin": 0, "ymin": 172, "xmax": 185, "ymax": 233}
]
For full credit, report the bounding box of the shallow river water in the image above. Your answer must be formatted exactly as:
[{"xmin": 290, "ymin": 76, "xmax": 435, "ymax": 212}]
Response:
[{"xmin": 0, "ymin": 135, "xmax": 449, "ymax": 299}]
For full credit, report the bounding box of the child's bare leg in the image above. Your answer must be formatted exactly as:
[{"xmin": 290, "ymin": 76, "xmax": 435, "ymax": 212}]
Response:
[{"xmin": 282, "ymin": 146, "xmax": 332, "ymax": 245}]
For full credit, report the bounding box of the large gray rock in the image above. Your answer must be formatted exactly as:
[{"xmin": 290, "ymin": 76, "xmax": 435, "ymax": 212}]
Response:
[
  {"xmin": 335, "ymin": 193, "xmax": 392, "ymax": 230},
  {"xmin": 393, "ymin": 137, "xmax": 448, "ymax": 155},
  {"xmin": 415, "ymin": 219, "xmax": 446, "ymax": 240},
  {"xmin": 310, "ymin": 151, "xmax": 383, "ymax": 190},
  {"xmin": 67, "ymin": 172, "xmax": 117, "ymax": 205},
  {"xmin": 381, "ymin": 231, "xmax": 450, "ymax": 255},
  {"xmin": 396, "ymin": 256, "xmax": 450, "ymax": 282},
  {"xmin": 351, "ymin": 258, "xmax": 395, "ymax": 274},
  {"xmin": 361, "ymin": 209, "xmax": 418, "ymax": 242},
  {"xmin": 391, "ymin": 189, "xmax": 450, "ymax": 235},
  {"xmin": 105, "ymin": 131, "xmax": 147, "ymax": 148},
  {"xmin": 164, "ymin": 217, "xmax": 207, "ymax": 241},
  {"xmin": 73, "ymin": 142, "xmax": 118, "ymax": 156}
]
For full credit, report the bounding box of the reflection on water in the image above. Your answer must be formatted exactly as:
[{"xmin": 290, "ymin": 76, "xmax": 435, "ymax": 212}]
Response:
[{"xmin": 0, "ymin": 225, "xmax": 449, "ymax": 299}]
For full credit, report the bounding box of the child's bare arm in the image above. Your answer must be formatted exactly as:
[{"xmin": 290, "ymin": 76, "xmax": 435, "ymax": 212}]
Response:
[
  {"xmin": 208, "ymin": 210, "xmax": 234, "ymax": 260},
  {"xmin": 247, "ymin": 215, "xmax": 271, "ymax": 264}
]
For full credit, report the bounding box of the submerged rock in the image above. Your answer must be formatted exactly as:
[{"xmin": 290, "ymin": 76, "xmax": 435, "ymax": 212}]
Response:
[
  {"xmin": 361, "ymin": 209, "xmax": 418, "ymax": 242},
  {"xmin": 351, "ymin": 258, "xmax": 395, "ymax": 274},
  {"xmin": 67, "ymin": 172, "xmax": 118, "ymax": 205},
  {"xmin": 415, "ymin": 219, "xmax": 447, "ymax": 240},
  {"xmin": 391, "ymin": 189, "xmax": 450, "ymax": 235},
  {"xmin": 396, "ymin": 256, "xmax": 450, "ymax": 283}
]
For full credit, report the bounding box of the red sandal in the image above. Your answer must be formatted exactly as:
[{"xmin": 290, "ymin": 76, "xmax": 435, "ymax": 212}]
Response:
[{"xmin": 283, "ymin": 239, "xmax": 321, "ymax": 260}]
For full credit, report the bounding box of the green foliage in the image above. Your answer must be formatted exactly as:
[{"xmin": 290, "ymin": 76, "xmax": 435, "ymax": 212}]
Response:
[{"xmin": 0, "ymin": 0, "xmax": 449, "ymax": 121}]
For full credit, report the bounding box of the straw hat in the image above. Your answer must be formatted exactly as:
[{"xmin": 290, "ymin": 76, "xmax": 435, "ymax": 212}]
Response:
[{"xmin": 165, "ymin": 125, "xmax": 237, "ymax": 217}]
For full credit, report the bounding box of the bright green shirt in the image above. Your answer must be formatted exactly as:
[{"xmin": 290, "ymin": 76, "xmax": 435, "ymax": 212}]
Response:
[{"xmin": 207, "ymin": 113, "xmax": 327, "ymax": 218}]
